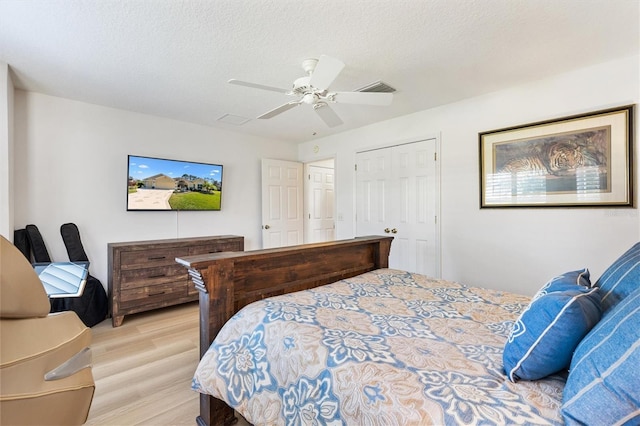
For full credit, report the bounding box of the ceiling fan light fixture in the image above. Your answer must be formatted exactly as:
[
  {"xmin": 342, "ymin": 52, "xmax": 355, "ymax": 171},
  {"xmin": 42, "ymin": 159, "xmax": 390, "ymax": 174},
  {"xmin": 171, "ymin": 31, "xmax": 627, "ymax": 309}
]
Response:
[{"xmin": 303, "ymin": 93, "xmax": 318, "ymax": 104}]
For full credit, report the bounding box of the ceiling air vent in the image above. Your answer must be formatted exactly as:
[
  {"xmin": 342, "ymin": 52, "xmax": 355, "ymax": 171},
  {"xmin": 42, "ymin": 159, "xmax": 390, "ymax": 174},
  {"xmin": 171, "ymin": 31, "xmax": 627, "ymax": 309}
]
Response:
[
  {"xmin": 355, "ymin": 80, "xmax": 396, "ymax": 93},
  {"xmin": 217, "ymin": 113, "xmax": 251, "ymax": 125}
]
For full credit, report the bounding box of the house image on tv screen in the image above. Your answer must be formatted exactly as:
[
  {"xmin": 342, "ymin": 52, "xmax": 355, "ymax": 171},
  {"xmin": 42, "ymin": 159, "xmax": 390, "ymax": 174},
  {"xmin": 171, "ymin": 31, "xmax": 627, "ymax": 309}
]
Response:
[
  {"xmin": 143, "ymin": 174, "xmax": 176, "ymax": 190},
  {"xmin": 127, "ymin": 155, "xmax": 223, "ymax": 211}
]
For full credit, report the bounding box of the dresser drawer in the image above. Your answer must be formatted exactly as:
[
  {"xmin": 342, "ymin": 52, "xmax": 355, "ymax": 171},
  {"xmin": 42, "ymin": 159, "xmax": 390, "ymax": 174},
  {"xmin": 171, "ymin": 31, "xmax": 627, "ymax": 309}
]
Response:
[
  {"xmin": 119, "ymin": 247, "xmax": 190, "ymax": 269},
  {"xmin": 120, "ymin": 264, "xmax": 187, "ymax": 290},
  {"xmin": 120, "ymin": 281, "xmax": 188, "ymax": 307},
  {"xmin": 189, "ymin": 241, "xmax": 243, "ymax": 256}
]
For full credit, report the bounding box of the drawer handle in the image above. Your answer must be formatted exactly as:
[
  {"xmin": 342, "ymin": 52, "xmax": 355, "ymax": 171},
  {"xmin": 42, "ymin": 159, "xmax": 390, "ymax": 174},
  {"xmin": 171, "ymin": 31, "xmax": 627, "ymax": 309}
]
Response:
[
  {"xmin": 148, "ymin": 291, "xmax": 166, "ymax": 296},
  {"xmin": 147, "ymin": 273, "xmax": 166, "ymax": 278},
  {"xmin": 148, "ymin": 256, "xmax": 166, "ymax": 260}
]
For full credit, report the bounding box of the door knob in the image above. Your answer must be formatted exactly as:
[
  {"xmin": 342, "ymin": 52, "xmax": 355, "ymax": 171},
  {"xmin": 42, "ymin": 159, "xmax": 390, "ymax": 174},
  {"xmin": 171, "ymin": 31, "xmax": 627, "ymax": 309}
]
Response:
[
  {"xmin": 391, "ymin": 228, "xmax": 397, "ymax": 234},
  {"xmin": 264, "ymin": 225, "xmax": 270, "ymax": 229},
  {"xmin": 384, "ymin": 228, "xmax": 390, "ymax": 233}
]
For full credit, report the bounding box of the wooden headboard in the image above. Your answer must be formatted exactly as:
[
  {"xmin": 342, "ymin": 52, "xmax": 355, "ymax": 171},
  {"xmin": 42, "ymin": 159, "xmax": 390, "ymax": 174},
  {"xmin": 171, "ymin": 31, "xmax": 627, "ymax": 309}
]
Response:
[{"xmin": 175, "ymin": 236, "xmax": 393, "ymax": 426}]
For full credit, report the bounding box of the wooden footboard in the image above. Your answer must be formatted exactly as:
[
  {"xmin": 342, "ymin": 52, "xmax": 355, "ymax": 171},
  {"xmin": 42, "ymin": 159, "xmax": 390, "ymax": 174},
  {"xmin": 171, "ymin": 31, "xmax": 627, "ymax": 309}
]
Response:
[{"xmin": 176, "ymin": 236, "xmax": 393, "ymax": 426}]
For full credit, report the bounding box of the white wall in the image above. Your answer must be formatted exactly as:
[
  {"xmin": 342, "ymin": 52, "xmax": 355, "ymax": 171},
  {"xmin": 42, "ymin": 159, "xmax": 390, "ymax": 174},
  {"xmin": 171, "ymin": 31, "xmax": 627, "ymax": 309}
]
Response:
[
  {"xmin": 299, "ymin": 55, "xmax": 640, "ymax": 296},
  {"xmin": 9, "ymin": 55, "xmax": 639, "ymax": 297},
  {"xmin": 12, "ymin": 91, "xmax": 297, "ymax": 286},
  {"xmin": 0, "ymin": 62, "xmax": 14, "ymax": 239}
]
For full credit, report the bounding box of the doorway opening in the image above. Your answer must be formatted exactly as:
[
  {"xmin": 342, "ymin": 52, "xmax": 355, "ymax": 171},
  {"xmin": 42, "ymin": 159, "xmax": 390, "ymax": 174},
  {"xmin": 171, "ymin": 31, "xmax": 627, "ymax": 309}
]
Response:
[{"xmin": 260, "ymin": 157, "xmax": 336, "ymax": 249}]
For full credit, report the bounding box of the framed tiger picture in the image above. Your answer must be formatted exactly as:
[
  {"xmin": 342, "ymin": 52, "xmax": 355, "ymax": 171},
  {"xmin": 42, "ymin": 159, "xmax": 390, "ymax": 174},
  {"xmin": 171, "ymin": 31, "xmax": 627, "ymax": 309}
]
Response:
[{"xmin": 479, "ymin": 105, "xmax": 634, "ymax": 208}]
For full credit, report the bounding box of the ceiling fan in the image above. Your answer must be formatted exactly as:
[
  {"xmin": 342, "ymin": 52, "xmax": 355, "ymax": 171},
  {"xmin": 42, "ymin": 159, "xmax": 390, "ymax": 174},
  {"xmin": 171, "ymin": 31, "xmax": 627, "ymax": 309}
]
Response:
[{"xmin": 228, "ymin": 55, "xmax": 393, "ymax": 127}]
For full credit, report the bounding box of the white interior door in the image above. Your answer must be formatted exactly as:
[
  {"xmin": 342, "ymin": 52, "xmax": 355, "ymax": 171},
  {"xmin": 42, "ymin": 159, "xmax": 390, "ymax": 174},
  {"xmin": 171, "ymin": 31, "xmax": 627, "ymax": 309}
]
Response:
[
  {"xmin": 261, "ymin": 159, "xmax": 304, "ymax": 248},
  {"xmin": 356, "ymin": 147, "xmax": 392, "ymax": 239},
  {"xmin": 391, "ymin": 141, "xmax": 438, "ymax": 275},
  {"xmin": 356, "ymin": 139, "xmax": 440, "ymax": 277},
  {"xmin": 304, "ymin": 162, "xmax": 335, "ymax": 243}
]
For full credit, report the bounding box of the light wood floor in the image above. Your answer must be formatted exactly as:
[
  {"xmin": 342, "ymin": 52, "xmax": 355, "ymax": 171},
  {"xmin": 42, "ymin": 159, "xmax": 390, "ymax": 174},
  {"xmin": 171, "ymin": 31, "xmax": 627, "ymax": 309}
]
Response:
[{"xmin": 85, "ymin": 302, "xmax": 203, "ymax": 426}]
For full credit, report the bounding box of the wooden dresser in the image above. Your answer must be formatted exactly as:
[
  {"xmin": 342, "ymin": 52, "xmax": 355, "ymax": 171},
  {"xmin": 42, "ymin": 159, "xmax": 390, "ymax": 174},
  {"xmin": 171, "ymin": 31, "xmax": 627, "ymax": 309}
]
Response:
[{"xmin": 108, "ymin": 235, "xmax": 243, "ymax": 327}]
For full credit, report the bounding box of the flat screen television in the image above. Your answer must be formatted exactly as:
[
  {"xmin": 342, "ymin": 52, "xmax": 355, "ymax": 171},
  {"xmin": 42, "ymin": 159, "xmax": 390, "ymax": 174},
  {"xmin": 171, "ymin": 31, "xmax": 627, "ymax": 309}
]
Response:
[{"xmin": 127, "ymin": 155, "xmax": 223, "ymax": 211}]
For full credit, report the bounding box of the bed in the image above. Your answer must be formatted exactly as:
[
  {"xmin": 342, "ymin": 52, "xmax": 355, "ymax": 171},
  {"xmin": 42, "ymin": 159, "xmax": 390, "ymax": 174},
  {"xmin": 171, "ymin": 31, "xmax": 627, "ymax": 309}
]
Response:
[{"xmin": 176, "ymin": 236, "xmax": 640, "ymax": 426}]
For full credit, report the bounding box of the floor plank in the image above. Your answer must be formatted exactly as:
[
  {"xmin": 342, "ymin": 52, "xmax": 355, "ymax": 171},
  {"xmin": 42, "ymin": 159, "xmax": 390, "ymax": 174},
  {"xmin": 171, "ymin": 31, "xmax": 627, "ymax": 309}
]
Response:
[
  {"xmin": 85, "ymin": 303, "xmax": 201, "ymax": 425},
  {"xmin": 86, "ymin": 302, "xmax": 250, "ymax": 426}
]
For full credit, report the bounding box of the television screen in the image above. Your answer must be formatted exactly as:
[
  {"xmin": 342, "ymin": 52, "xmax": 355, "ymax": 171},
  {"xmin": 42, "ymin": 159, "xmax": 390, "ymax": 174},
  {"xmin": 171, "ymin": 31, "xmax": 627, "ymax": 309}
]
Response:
[{"xmin": 127, "ymin": 155, "xmax": 223, "ymax": 211}]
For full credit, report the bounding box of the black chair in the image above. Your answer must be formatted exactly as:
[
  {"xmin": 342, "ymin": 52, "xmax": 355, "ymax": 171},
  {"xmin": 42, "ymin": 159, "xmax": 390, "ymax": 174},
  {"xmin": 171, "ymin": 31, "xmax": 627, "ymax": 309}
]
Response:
[
  {"xmin": 58, "ymin": 223, "xmax": 108, "ymax": 327},
  {"xmin": 13, "ymin": 228, "xmax": 31, "ymax": 260},
  {"xmin": 20, "ymin": 224, "xmax": 108, "ymax": 327},
  {"xmin": 25, "ymin": 224, "xmax": 51, "ymax": 263}
]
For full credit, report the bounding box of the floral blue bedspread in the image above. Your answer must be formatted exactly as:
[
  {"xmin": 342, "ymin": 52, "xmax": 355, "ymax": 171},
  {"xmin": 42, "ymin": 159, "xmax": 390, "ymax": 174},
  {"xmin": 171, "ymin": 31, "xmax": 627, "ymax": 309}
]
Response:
[{"xmin": 192, "ymin": 269, "xmax": 565, "ymax": 425}]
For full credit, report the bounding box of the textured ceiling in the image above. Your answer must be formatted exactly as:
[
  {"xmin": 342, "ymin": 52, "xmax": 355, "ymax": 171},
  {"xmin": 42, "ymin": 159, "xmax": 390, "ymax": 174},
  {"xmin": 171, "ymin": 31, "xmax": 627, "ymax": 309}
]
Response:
[{"xmin": 1, "ymin": 0, "xmax": 638, "ymax": 143}]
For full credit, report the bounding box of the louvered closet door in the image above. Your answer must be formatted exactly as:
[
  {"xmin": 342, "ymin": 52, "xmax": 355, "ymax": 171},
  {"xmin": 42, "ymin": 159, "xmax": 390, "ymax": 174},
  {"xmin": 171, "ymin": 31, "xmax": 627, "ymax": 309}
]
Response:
[{"xmin": 356, "ymin": 139, "xmax": 439, "ymax": 277}]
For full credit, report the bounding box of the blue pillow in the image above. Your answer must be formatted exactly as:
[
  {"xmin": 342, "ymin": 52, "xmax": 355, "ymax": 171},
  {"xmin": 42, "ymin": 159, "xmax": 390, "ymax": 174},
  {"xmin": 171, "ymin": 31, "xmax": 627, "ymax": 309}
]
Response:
[
  {"xmin": 532, "ymin": 268, "xmax": 591, "ymax": 299},
  {"xmin": 596, "ymin": 242, "xmax": 640, "ymax": 313},
  {"xmin": 562, "ymin": 286, "xmax": 640, "ymax": 425},
  {"xmin": 503, "ymin": 271, "xmax": 601, "ymax": 382}
]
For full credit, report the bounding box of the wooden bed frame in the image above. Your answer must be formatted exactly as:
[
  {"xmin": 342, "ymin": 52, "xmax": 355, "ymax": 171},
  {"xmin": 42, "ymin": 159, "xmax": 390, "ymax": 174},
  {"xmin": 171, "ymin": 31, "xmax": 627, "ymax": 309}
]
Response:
[{"xmin": 176, "ymin": 236, "xmax": 393, "ymax": 426}]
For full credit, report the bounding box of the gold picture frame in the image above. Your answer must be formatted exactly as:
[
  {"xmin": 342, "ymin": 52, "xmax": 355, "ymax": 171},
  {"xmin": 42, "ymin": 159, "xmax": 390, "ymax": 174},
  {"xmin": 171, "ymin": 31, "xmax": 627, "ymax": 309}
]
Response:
[{"xmin": 479, "ymin": 105, "xmax": 634, "ymax": 208}]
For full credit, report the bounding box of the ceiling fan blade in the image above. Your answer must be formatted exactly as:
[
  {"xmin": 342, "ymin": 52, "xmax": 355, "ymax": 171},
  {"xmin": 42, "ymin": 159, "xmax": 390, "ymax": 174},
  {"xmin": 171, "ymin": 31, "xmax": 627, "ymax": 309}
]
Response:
[
  {"xmin": 309, "ymin": 55, "xmax": 345, "ymax": 91},
  {"xmin": 257, "ymin": 101, "xmax": 300, "ymax": 119},
  {"xmin": 228, "ymin": 79, "xmax": 290, "ymax": 94},
  {"xmin": 333, "ymin": 91, "xmax": 393, "ymax": 106},
  {"xmin": 314, "ymin": 103, "xmax": 343, "ymax": 127}
]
